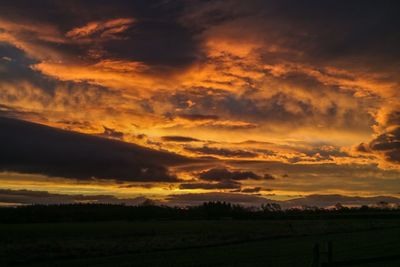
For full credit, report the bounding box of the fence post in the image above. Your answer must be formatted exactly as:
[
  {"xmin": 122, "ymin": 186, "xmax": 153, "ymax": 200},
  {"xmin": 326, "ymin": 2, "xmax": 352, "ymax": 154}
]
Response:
[
  {"xmin": 327, "ymin": 241, "xmax": 333, "ymax": 266},
  {"xmin": 311, "ymin": 243, "xmax": 320, "ymax": 267}
]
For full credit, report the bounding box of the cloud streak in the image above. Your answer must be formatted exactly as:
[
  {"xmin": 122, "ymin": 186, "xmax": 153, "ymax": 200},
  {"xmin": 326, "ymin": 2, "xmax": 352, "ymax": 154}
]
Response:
[{"xmin": 66, "ymin": 18, "xmax": 135, "ymax": 40}]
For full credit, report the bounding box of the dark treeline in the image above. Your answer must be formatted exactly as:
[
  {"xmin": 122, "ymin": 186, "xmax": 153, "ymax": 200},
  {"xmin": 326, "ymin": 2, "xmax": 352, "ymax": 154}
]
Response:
[{"xmin": 1, "ymin": 202, "xmax": 400, "ymax": 223}]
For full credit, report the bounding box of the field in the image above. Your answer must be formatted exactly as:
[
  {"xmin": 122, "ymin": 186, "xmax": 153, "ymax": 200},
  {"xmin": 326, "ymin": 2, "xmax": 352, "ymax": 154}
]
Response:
[{"xmin": 1, "ymin": 218, "xmax": 400, "ymax": 266}]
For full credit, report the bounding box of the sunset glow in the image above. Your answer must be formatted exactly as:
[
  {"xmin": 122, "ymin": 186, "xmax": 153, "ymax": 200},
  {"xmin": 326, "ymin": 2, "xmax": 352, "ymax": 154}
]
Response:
[{"xmin": 1, "ymin": 1, "xmax": 399, "ymax": 206}]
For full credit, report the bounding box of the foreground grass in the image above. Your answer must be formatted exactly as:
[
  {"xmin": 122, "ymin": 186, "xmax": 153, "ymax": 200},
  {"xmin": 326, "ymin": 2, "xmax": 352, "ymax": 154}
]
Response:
[{"xmin": 1, "ymin": 219, "xmax": 400, "ymax": 266}]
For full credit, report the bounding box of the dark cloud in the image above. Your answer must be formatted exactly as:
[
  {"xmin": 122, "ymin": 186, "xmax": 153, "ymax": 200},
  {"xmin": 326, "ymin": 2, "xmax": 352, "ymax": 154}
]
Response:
[
  {"xmin": 161, "ymin": 136, "xmax": 200, "ymax": 142},
  {"xmin": 356, "ymin": 110, "xmax": 400, "ymax": 165},
  {"xmin": 57, "ymin": 120, "xmax": 96, "ymax": 132},
  {"xmin": 370, "ymin": 129, "xmax": 400, "ymax": 154},
  {"xmin": 0, "ymin": 0, "xmax": 201, "ymax": 69},
  {"xmin": 0, "ymin": 189, "xmax": 152, "ymax": 206},
  {"xmin": 98, "ymin": 126, "xmax": 124, "ymax": 140},
  {"xmin": 103, "ymin": 20, "xmax": 199, "ymax": 68},
  {"xmin": 118, "ymin": 183, "xmax": 158, "ymax": 189},
  {"xmin": 161, "ymin": 88, "xmax": 370, "ymax": 133},
  {"xmin": 0, "ymin": 116, "xmax": 192, "ymax": 181},
  {"xmin": 300, "ymin": 145, "xmax": 350, "ymax": 159},
  {"xmin": 186, "ymin": 146, "xmax": 257, "ymax": 158},
  {"xmin": 185, "ymin": 0, "xmax": 400, "ymax": 69},
  {"xmin": 178, "ymin": 114, "xmax": 219, "ymax": 121},
  {"xmin": 358, "ymin": 127, "xmax": 400, "ymax": 164},
  {"xmin": 179, "ymin": 180, "xmax": 241, "ymax": 190},
  {"xmin": 263, "ymin": 174, "xmax": 275, "ymax": 180},
  {"xmin": 198, "ymin": 168, "xmax": 261, "ymax": 181},
  {"xmin": 0, "ymin": 43, "xmax": 55, "ymax": 91}
]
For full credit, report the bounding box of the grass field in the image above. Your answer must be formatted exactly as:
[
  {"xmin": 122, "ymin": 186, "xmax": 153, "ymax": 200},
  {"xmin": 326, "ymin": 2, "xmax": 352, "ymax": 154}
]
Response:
[{"xmin": 1, "ymin": 219, "xmax": 400, "ymax": 266}]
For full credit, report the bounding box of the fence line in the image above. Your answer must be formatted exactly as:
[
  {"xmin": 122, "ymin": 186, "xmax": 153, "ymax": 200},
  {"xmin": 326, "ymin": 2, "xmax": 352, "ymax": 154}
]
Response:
[{"xmin": 311, "ymin": 241, "xmax": 400, "ymax": 266}]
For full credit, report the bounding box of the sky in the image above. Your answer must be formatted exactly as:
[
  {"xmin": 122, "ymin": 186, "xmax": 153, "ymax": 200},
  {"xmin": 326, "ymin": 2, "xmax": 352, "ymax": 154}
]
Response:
[{"xmin": 0, "ymin": 0, "xmax": 399, "ymax": 207}]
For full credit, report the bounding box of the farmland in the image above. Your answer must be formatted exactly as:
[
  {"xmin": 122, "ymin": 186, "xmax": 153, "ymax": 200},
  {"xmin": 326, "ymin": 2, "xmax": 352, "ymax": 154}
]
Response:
[{"xmin": 1, "ymin": 218, "xmax": 400, "ymax": 266}]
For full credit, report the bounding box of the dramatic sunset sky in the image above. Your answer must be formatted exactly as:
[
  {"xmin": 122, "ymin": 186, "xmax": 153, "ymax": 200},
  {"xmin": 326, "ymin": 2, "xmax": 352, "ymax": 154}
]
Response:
[{"xmin": 0, "ymin": 1, "xmax": 399, "ymax": 207}]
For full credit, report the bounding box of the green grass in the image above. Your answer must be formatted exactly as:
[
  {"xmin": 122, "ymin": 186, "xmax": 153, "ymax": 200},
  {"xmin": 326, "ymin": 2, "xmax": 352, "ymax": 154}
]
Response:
[{"xmin": 1, "ymin": 219, "xmax": 400, "ymax": 266}]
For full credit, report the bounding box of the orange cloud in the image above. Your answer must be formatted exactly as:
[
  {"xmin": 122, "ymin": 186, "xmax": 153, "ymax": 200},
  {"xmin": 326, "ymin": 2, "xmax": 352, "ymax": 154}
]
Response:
[
  {"xmin": 32, "ymin": 60, "xmax": 164, "ymax": 96},
  {"xmin": 66, "ymin": 18, "xmax": 135, "ymax": 40}
]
